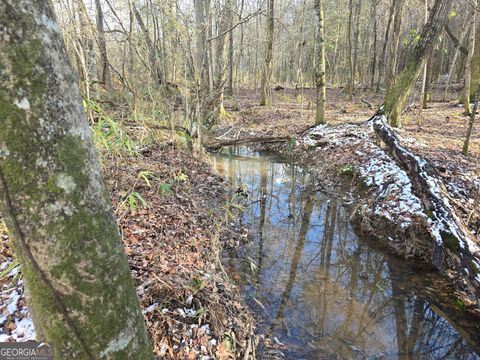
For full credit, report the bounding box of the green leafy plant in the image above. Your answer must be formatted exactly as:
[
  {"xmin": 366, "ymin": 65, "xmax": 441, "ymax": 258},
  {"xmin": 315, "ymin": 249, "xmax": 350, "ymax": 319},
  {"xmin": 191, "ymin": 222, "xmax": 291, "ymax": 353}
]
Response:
[
  {"xmin": 223, "ymin": 193, "xmax": 244, "ymax": 220},
  {"xmin": 185, "ymin": 277, "xmax": 205, "ymax": 294},
  {"xmin": 339, "ymin": 163, "xmax": 354, "ymax": 176},
  {"xmin": 0, "ymin": 260, "xmax": 19, "ymax": 281},
  {"xmin": 158, "ymin": 183, "xmax": 173, "ymax": 197},
  {"xmin": 138, "ymin": 171, "xmax": 156, "ymax": 187},
  {"xmin": 286, "ymin": 136, "xmax": 297, "ymax": 153},
  {"xmin": 120, "ymin": 191, "xmax": 148, "ymax": 211},
  {"xmin": 454, "ymin": 298, "xmax": 466, "ymax": 311},
  {"xmin": 87, "ymin": 99, "xmax": 136, "ymax": 157},
  {"xmin": 174, "ymin": 172, "xmax": 188, "ymax": 183}
]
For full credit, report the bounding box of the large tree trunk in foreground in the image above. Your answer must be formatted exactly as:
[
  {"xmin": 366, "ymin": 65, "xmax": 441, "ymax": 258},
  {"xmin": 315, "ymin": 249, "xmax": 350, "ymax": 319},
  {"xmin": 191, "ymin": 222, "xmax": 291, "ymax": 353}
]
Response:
[
  {"xmin": 372, "ymin": 116, "xmax": 480, "ymax": 301},
  {"xmin": 260, "ymin": 0, "xmax": 274, "ymax": 106},
  {"xmin": 0, "ymin": 2, "xmax": 153, "ymax": 358},
  {"xmin": 314, "ymin": 0, "xmax": 326, "ymax": 125},
  {"xmin": 382, "ymin": 0, "xmax": 453, "ymax": 127}
]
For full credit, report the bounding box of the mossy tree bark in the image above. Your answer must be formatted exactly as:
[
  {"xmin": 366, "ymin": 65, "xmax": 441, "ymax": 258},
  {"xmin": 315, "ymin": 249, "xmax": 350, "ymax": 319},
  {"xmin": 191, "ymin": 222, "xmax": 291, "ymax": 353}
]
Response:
[
  {"xmin": 462, "ymin": 87, "xmax": 479, "ymax": 155},
  {"xmin": 0, "ymin": 2, "xmax": 153, "ymax": 359},
  {"xmin": 470, "ymin": 12, "xmax": 480, "ymax": 100},
  {"xmin": 382, "ymin": 0, "xmax": 454, "ymax": 127},
  {"xmin": 314, "ymin": 0, "xmax": 326, "ymax": 125}
]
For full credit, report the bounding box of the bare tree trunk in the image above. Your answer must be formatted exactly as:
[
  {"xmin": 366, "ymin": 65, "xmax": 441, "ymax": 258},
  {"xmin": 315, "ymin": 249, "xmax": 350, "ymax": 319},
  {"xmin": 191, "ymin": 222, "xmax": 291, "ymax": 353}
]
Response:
[
  {"xmin": 235, "ymin": 0, "xmax": 245, "ymax": 91},
  {"xmin": 206, "ymin": 0, "xmax": 214, "ymax": 93},
  {"xmin": 132, "ymin": 4, "xmax": 162, "ymax": 84},
  {"xmin": 462, "ymin": 88, "xmax": 479, "ymax": 155},
  {"xmin": 386, "ymin": 0, "xmax": 406, "ymax": 89},
  {"xmin": 471, "ymin": 19, "xmax": 480, "ymax": 99},
  {"xmin": 422, "ymin": 54, "xmax": 434, "ymax": 110},
  {"xmin": 331, "ymin": 18, "xmax": 341, "ymax": 85},
  {"xmin": 211, "ymin": 0, "xmax": 234, "ymax": 119},
  {"xmin": 0, "ymin": 1, "xmax": 153, "ymax": 358},
  {"xmin": 352, "ymin": 0, "xmax": 362, "ymax": 91},
  {"xmin": 226, "ymin": 0, "xmax": 235, "ymax": 97},
  {"xmin": 369, "ymin": 0, "xmax": 378, "ymax": 89},
  {"xmin": 260, "ymin": 0, "xmax": 274, "ymax": 105},
  {"xmin": 462, "ymin": 0, "xmax": 478, "ymax": 114},
  {"xmin": 314, "ymin": 0, "xmax": 326, "ymax": 125},
  {"xmin": 444, "ymin": 16, "xmax": 470, "ymax": 100},
  {"xmin": 95, "ymin": 0, "xmax": 112, "ymax": 91},
  {"xmin": 377, "ymin": 0, "xmax": 395, "ymax": 92},
  {"xmin": 419, "ymin": 0, "xmax": 429, "ymax": 112},
  {"xmin": 383, "ymin": 0, "xmax": 454, "ymax": 127},
  {"xmin": 77, "ymin": 0, "xmax": 97, "ymax": 100},
  {"xmin": 347, "ymin": 0, "xmax": 354, "ymax": 100}
]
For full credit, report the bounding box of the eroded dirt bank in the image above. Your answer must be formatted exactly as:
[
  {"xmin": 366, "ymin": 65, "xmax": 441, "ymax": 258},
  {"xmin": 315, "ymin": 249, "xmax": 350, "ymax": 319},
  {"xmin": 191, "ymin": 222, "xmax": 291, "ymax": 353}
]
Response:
[{"xmin": 0, "ymin": 147, "xmax": 256, "ymax": 359}]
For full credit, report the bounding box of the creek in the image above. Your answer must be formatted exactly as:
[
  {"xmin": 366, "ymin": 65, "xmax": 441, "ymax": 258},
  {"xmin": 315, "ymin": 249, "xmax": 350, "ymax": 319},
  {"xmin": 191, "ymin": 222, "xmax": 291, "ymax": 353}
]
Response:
[{"xmin": 210, "ymin": 147, "xmax": 480, "ymax": 359}]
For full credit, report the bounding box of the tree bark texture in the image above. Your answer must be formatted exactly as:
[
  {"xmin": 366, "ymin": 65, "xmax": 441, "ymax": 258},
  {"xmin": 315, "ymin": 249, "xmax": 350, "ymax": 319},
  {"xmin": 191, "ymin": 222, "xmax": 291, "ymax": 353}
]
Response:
[
  {"xmin": 0, "ymin": 2, "xmax": 153, "ymax": 358},
  {"xmin": 95, "ymin": 0, "xmax": 112, "ymax": 91},
  {"xmin": 314, "ymin": 0, "xmax": 326, "ymax": 125},
  {"xmin": 260, "ymin": 0, "xmax": 274, "ymax": 106},
  {"xmin": 462, "ymin": 0, "xmax": 477, "ymax": 114},
  {"xmin": 382, "ymin": 0, "xmax": 454, "ymax": 127}
]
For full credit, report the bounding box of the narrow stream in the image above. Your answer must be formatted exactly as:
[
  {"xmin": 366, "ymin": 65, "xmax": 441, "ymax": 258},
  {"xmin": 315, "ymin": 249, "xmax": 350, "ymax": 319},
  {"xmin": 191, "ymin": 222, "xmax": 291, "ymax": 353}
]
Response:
[{"xmin": 210, "ymin": 147, "xmax": 480, "ymax": 360}]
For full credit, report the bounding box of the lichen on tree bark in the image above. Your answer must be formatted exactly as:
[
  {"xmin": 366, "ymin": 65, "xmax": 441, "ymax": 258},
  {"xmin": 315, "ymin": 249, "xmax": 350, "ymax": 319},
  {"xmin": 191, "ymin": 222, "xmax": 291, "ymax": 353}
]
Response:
[
  {"xmin": 0, "ymin": 2, "xmax": 152, "ymax": 358},
  {"xmin": 382, "ymin": 0, "xmax": 453, "ymax": 127}
]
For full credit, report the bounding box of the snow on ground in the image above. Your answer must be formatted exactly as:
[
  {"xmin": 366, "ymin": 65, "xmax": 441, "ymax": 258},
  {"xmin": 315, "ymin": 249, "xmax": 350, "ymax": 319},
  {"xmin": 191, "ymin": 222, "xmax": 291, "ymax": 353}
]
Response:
[
  {"xmin": 302, "ymin": 120, "xmax": 426, "ymax": 230},
  {"xmin": 0, "ymin": 261, "xmax": 35, "ymax": 342}
]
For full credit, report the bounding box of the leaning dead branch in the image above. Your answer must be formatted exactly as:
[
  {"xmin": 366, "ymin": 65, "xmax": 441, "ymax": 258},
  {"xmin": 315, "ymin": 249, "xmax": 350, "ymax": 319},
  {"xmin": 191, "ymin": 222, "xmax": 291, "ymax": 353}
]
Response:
[{"xmin": 204, "ymin": 135, "xmax": 290, "ymax": 150}]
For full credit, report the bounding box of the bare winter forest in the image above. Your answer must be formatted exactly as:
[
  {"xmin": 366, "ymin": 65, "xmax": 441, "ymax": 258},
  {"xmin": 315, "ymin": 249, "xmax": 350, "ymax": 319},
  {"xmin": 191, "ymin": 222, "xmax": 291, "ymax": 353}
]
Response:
[{"xmin": 0, "ymin": 0, "xmax": 480, "ymax": 359}]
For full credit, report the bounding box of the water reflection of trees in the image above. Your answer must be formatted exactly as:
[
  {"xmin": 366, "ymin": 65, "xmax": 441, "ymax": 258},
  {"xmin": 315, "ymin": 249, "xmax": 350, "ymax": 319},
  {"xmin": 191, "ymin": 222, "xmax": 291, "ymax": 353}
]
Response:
[{"xmin": 211, "ymin": 149, "xmax": 479, "ymax": 360}]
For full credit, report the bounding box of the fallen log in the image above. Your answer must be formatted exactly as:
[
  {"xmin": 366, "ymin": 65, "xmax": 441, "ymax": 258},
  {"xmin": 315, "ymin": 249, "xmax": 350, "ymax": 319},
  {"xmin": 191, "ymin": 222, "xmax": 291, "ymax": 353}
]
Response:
[
  {"xmin": 372, "ymin": 115, "xmax": 480, "ymax": 301},
  {"xmin": 204, "ymin": 135, "xmax": 290, "ymax": 150}
]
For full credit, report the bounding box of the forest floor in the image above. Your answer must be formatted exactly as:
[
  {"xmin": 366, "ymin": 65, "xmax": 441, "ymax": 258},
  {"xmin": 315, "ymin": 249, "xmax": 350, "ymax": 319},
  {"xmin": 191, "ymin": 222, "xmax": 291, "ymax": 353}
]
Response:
[{"xmin": 0, "ymin": 146, "xmax": 257, "ymax": 359}]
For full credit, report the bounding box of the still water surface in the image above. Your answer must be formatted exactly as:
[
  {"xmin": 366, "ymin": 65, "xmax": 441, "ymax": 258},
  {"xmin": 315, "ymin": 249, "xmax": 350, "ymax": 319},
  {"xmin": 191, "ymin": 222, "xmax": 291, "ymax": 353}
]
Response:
[{"xmin": 210, "ymin": 147, "xmax": 480, "ymax": 359}]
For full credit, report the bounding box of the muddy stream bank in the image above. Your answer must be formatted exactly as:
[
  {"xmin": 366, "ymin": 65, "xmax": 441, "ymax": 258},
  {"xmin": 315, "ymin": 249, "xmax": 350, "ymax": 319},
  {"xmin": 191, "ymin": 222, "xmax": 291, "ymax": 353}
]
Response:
[{"xmin": 210, "ymin": 146, "xmax": 480, "ymax": 359}]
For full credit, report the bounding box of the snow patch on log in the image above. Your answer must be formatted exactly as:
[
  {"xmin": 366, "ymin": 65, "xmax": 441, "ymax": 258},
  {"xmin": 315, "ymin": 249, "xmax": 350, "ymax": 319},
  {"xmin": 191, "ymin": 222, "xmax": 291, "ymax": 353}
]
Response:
[
  {"xmin": 301, "ymin": 117, "xmax": 480, "ymax": 300},
  {"xmin": 302, "ymin": 121, "xmax": 425, "ymax": 230},
  {"xmin": 360, "ymin": 146, "xmax": 425, "ymax": 229},
  {"xmin": 372, "ymin": 115, "xmax": 480, "ymax": 285}
]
